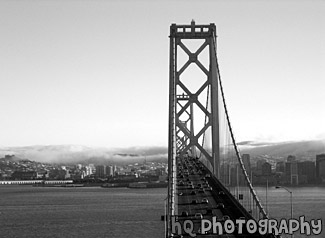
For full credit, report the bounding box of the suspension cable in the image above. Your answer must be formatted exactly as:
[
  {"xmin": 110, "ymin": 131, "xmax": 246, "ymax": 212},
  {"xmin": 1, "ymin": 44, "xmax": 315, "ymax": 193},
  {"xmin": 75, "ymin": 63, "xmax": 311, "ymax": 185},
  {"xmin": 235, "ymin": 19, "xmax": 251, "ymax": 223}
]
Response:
[{"xmin": 211, "ymin": 33, "xmax": 268, "ymax": 219}]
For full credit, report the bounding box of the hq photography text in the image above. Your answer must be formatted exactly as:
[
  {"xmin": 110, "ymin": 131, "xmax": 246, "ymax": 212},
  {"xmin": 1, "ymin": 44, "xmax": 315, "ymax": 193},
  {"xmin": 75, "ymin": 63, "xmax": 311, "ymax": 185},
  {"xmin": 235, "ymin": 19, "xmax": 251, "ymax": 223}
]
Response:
[{"xmin": 171, "ymin": 216, "xmax": 322, "ymax": 237}]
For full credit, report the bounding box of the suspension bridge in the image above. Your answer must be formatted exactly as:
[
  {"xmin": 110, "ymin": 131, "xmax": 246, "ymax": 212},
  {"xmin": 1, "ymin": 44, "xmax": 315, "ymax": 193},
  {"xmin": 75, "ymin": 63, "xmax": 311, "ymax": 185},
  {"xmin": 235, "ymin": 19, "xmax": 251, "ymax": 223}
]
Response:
[{"xmin": 166, "ymin": 21, "xmax": 277, "ymax": 238}]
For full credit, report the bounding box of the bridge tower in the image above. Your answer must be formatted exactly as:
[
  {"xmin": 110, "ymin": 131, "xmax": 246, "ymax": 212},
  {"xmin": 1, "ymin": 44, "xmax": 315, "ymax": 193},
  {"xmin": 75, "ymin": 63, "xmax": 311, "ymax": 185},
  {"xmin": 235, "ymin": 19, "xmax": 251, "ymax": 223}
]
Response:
[
  {"xmin": 168, "ymin": 20, "xmax": 220, "ymax": 177},
  {"xmin": 166, "ymin": 21, "xmax": 270, "ymax": 238},
  {"xmin": 167, "ymin": 21, "xmax": 220, "ymax": 236}
]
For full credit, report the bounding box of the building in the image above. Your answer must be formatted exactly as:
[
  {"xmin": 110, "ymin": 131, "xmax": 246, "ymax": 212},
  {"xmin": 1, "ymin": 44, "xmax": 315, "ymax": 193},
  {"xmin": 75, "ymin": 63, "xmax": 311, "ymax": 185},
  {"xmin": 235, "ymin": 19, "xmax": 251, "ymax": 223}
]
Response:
[
  {"xmin": 287, "ymin": 155, "xmax": 296, "ymax": 162},
  {"xmin": 230, "ymin": 166, "xmax": 237, "ymax": 186},
  {"xmin": 261, "ymin": 162, "xmax": 272, "ymax": 176},
  {"xmin": 36, "ymin": 170, "xmax": 49, "ymax": 179},
  {"xmin": 11, "ymin": 171, "xmax": 37, "ymax": 180},
  {"xmin": 96, "ymin": 165, "xmax": 107, "ymax": 178},
  {"xmin": 113, "ymin": 165, "xmax": 117, "ymax": 176},
  {"xmin": 49, "ymin": 169, "xmax": 68, "ymax": 180},
  {"xmin": 242, "ymin": 154, "xmax": 251, "ymax": 174},
  {"xmin": 256, "ymin": 159, "xmax": 267, "ymax": 171},
  {"xmin": 220, "ymin": 163, "xmax": 230, "ymax": 185},
  {"xmin": 64, "ymin": 170, "xmax": 71, "ymax": 179},
  {"xmin": 298, "ymin": 161, "xmax": 315, "ymax": 184},
  {"xmin": 276, "ymin": 161, "xmax": 285, "ymax": 173},
  {"xmin": 155, "ymin": 167, "xmax": 167, "ymax": 176},
  {"xmin": 285, "ymin": 159, "xmax": 298, "ymax": 185},
  {"xmin": 107, "ymin": 165, "xmax": 114, "ymax": 177},
  {"xmin": 316, "ymin": 154, "xmax": 325, "ymax": 183},
  {"xmin": 84, "ymin": 165, "xmax": 95, "ymax": 176}
]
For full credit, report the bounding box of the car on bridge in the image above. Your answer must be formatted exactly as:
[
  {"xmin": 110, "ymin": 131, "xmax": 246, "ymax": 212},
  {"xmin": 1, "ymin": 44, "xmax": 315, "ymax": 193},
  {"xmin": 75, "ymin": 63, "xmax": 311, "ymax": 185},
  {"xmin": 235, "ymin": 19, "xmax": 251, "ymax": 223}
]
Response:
[
  {"xmin": 201, "ymin": 198, "xmax": 208, "ymax": 204},
  {"xmin": 216, "ymin": 203, "xmax": 225, "ymax": 209}
]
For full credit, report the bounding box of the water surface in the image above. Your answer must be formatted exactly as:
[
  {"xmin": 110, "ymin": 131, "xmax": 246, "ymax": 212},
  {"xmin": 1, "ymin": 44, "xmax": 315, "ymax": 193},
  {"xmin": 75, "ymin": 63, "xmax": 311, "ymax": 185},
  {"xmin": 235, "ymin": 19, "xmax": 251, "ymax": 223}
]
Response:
[
  {"xmin": 0, "ymin": 186, "xmax": 166, "ymax": 238},
  {"xmin": 0, "ymin": 186, "xmax": 324, "ymax": 238}
]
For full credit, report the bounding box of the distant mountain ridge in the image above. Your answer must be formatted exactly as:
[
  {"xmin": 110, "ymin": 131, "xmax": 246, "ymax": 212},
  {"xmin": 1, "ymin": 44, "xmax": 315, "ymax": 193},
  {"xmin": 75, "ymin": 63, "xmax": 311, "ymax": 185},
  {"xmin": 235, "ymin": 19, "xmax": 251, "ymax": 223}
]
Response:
[
  {"xmin": 0, "ymin": 145, "xmax": 167, "ymax": 165},
  {"xmin": 238, "ymin": 140, "xmax": 325, "ymax": 159},
  {"xmin": 1, "ymin": 140, "xmax": 324, "ymax": 164}
]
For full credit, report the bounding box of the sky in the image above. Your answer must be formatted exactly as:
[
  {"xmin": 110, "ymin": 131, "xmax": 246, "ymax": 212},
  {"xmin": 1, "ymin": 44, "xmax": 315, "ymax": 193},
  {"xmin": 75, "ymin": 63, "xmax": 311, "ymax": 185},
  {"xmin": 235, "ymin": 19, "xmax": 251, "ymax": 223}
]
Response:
[{"xmin": 0, "ymin": 0, "xmax": 324, "ymax": 148}]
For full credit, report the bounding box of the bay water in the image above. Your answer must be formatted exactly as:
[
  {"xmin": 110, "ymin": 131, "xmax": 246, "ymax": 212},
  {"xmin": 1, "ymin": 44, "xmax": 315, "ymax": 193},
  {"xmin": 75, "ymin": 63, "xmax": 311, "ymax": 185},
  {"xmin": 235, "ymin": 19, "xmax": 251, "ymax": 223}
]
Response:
[{"xmin": 0, "ymin": 186, "xmax": 324, "ymax": 237}]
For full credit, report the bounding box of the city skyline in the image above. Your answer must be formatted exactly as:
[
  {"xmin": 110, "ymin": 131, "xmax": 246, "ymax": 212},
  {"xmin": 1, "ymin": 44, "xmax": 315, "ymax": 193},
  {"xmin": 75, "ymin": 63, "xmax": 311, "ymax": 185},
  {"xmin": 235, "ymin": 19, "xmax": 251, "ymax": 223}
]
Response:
[{"xmin": 0, "ymin": 0, "xmax": 324, "ymax": 148}]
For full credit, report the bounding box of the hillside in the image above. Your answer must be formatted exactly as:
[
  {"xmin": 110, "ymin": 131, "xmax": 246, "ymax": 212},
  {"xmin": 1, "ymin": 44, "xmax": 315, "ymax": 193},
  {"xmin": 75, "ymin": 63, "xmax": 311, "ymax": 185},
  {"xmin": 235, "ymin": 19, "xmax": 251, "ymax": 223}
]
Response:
[
  {"xmin": 0, "ymin": 145, "xmax": 168, "ymax": 165},
  {"xmin": 1, "ymin": 140, "xmax": 324, "ymax": 165},
  {"xmin": 239, "ymin": 140, "xmax": 325, "ymax": 160}
]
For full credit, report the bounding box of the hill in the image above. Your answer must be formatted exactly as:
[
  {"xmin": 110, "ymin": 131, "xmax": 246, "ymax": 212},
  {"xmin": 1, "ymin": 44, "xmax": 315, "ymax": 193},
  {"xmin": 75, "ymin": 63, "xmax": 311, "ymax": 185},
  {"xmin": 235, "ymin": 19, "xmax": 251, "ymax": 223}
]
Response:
[
  {"xmin": 1, "ymin": 140, "xmax": 324, "ymax": 165},
  {"xmin": 239, "ymin": 140, "xmax": 325, "ymax": 160},
  {"xmin": 0, "ymin": 145, "xmax": 167, "ymax": 165}
]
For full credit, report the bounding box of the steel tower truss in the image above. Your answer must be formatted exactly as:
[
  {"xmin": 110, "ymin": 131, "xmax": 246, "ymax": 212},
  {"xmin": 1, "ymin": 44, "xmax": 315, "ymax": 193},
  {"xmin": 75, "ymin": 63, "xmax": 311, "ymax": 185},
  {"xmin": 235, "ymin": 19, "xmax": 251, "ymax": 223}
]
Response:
[
  {"xmin": 169, "ymin": 21, "xmax": 220, "ymax": 177},
  {"xmin": 167, "ymin": 22, "xmax": 269, "ymax": 238}
]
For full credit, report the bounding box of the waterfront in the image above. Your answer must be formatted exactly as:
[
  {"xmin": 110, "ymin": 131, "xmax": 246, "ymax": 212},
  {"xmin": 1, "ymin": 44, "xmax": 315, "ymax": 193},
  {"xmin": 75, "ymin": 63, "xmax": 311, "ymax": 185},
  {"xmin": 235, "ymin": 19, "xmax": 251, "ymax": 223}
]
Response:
[
  {"xmin": 0, "ymin": 186, "xmax": 166, "ymax": 238},
  {"xmin": 0, "ymin": 186, "xmax": 324, "ymax": 237}
]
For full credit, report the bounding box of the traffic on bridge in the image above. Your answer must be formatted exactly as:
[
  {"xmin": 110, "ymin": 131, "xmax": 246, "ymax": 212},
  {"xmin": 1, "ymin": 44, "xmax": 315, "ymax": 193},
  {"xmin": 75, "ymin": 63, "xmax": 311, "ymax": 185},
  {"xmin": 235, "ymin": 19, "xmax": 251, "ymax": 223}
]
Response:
[
  {"xmin": 171, "ymin": 155, "xmax": 276, "ymax": 237},
  {"xmin": 166, "ymin": 21, "xmax": 277, "ymax": 238}
]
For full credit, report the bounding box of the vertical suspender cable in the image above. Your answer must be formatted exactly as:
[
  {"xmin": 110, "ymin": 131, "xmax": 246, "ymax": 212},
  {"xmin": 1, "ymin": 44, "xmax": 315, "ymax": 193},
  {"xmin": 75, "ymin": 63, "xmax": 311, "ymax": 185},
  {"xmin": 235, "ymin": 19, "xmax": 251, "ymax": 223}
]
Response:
[{"xmin": 211, "ymin": 33, "xmax": 268, "ymax": 220}]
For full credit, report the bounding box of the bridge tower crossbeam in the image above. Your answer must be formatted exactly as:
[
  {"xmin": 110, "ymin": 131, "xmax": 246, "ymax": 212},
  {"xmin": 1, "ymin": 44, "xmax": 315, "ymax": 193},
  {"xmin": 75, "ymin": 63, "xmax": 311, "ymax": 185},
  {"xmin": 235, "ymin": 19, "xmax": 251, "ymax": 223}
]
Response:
[
  {"xmin": 166, "ymin": 21, "xmax": 271, "ymax": 238},
  {"xmin": 167, "ymin": 20, "xmax": 222, "ymax": 237},
  {"xmin": 169, "ymin": 20, "xmax": 220, "ymax": 177}
]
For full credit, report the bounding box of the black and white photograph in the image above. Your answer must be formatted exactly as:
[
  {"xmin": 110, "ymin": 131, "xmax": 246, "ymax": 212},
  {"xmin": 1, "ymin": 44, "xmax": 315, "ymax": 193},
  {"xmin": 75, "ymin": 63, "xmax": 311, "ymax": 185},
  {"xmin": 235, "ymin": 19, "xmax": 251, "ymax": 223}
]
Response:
[{"xmin": 0, "ymin": 1, "xmax": 324, "ymax": 237}]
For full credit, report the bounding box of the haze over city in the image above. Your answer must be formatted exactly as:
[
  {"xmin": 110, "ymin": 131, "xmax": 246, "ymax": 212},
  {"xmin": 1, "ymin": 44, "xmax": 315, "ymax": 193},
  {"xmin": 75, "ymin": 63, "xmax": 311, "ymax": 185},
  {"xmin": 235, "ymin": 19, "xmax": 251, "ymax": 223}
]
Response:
[{"xmin": 0, "ymin": 0, "xmax": 324, "ymax": 148}]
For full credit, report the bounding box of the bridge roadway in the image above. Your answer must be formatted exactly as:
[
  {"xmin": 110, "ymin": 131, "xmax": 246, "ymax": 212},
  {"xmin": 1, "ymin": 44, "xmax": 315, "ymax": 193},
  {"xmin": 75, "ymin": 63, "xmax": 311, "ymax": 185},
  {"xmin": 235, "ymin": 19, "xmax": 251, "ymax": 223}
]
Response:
[{"xmin": 174, "ymin": 156, "xmax": 274, "ymax": 238}]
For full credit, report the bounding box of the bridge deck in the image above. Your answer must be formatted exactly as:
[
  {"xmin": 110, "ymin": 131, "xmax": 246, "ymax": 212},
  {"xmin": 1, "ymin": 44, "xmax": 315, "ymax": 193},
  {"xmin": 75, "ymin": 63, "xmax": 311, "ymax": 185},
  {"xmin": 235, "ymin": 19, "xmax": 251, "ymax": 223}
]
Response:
[{"xmin": 173, "ymin": 156, "xmax": 274, "ymax": 238}]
